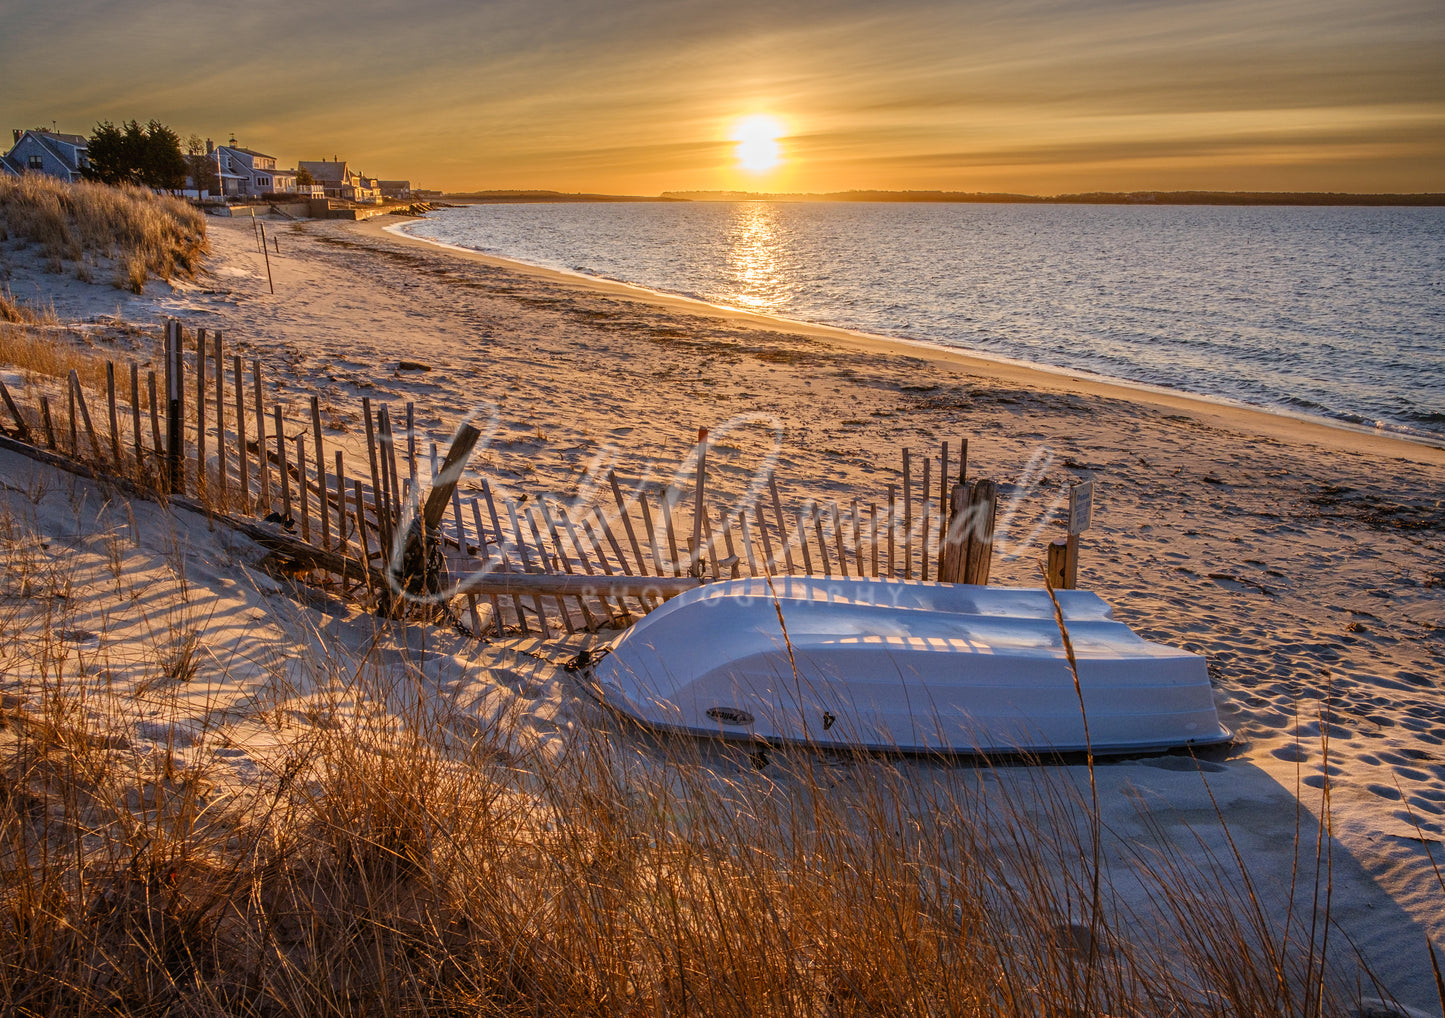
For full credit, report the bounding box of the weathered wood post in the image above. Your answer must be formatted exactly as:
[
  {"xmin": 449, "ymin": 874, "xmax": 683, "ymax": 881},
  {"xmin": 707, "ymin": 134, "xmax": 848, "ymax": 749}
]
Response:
[
  {"xmin": 310, "ymin": 396, "xmax": 329, "ymax": 549},
  {"xmin": 39, "ymin": 397, "xmax": 56, "ymax": 448},
  {"xmin": 939, "ymin": 482, "xmax": 972, "ymax": 583},
  {"xmin": 902, "ymin": 448, "xmax": 913, "ymax": 578},
  {"xmin": 274, "ymin": 404, "xmax": 291, "ymax": 525},
  {"xmin": 166, "ymin": 322, "xmax": 184, "ymax": 493},
  {"xmin": 147, "ymin": 372, "xmax": 161, "ymax": 476},
  {"xmin": 196, "ymin": 327, "xmax": 207, "ymax": 498},
  {"xmin": 69, "ymin": 370, "xmax": 101, "ymax": 462},
  {"xmin": 214, "ymin": 331, "xmax": 226, "ymax": 503},
  {"xmin": 691, "ymin": 427, "xmax": 708, "ymax": 576},
  {"xmin": 963, "ymin": 478, "xmax": 998, "ymax": 585},
  {"xmin": 0, "ymin": 376, "xmax": 31, "ymax": 443},
  {"xmin": 252, "ymin": 360, "xmax": 271, "ymax": 510},
  {"xmin": 1065, "ymin": 480, "xmax": 1094, "ymax": 590},
  {"xmin": 105, "ymin": 361, "xmax": 121, "ymax": 464},
  {"xmin": 129, "ymin": 362, "xmax": 142, "ymax": 473},
  {"xmin": 393, "ymin": 423, "xmax": 481, "ymax": 607},
  {"xmin": 233, "ymin": 356, "xmax": 249, "ymax": 510},
  {"xmin": 1046, "ymin": 538, "xmax": 1069, "ymax": 590}
]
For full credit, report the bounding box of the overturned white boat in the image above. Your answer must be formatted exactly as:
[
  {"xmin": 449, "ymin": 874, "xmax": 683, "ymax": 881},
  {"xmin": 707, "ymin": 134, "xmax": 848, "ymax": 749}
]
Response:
[{"xmin": 586, "ymin": 576, "xmax": 1230, "ymax": 756}]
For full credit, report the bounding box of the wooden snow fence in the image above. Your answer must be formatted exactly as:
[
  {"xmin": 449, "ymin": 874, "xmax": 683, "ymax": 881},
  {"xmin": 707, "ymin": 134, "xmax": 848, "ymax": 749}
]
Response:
[{"xmin": 0, "ymin": 320, "xmax": 1022, "ymax": 643}]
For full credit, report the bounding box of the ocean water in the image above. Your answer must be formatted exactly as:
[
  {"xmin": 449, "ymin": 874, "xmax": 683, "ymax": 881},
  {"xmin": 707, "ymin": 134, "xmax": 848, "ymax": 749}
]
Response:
[{"xmin": 399, "ymin": 202, "xmax": 1445, "ymax": 442}]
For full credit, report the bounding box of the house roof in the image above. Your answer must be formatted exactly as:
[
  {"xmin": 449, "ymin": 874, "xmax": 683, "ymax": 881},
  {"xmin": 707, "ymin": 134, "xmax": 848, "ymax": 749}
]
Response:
[
  {"xmin": 28, "ymin": 130, "xmax": 87, "ymax": 148},
  {"xmin": 298, "ymin": 160, "xmax": 350, "ymax": 182},
  {"xmin": 226, "ymin": 146, "xmax": 276, "ymax": 159}
]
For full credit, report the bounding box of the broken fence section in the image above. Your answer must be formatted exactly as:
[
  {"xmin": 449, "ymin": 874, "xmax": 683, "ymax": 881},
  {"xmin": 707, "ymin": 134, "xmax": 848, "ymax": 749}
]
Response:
[{"xmin": 0, "ymin": 319, "xmax": 1066, "ymax": 643}]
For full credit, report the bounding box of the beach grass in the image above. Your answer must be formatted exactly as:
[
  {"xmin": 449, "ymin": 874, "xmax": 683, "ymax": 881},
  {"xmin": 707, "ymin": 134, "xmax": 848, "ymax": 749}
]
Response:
[
  {"xmin": 0, "ymin": 174, "xmax": 207, "ymax": 293},
  {"xmin": 0, "ymin": 491, "xmax": 1395, "ymax": 1018},
  {"xmin": 0, "ymin": 318, "xmax": 111, "ymax": 398}
]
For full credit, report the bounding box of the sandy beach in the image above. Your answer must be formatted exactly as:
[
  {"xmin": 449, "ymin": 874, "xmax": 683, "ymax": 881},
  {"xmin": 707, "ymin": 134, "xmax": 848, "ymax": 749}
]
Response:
[{"xmin": 4, "ymin": 210, "xmax": 1444, "ymax": 1011}]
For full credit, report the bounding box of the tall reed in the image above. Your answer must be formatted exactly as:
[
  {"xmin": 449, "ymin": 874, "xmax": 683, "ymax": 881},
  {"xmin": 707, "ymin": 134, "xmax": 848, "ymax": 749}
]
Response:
[{"xmin": 0, "ymin": 481, "xmax": 1391, "ymax": 1016}]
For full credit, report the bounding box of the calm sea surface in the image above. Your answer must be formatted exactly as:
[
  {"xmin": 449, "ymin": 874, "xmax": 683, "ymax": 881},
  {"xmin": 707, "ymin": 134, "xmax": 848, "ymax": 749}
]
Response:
[{"xmin": 400, "ymin": 202, "xmax": 1445, "ymax": 442}]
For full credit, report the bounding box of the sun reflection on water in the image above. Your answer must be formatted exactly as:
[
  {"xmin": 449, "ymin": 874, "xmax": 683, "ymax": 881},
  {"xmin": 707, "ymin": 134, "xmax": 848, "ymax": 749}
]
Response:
[{"xmin": 722, "ymin": 203, "xmax": 791, "ymax": 313}]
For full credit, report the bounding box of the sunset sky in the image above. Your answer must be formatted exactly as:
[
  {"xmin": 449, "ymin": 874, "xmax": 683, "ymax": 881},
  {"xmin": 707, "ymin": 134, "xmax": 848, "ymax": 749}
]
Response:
[{"xmin": 3, "ymin": 0, "xmax": 1442, "ymax": 195}]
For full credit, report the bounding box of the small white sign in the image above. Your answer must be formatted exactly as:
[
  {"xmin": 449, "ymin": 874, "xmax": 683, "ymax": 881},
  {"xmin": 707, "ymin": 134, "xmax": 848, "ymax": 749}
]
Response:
[{"xmin": 1069, "ymin": 480, "xmax": 1094, "ymax": 535}]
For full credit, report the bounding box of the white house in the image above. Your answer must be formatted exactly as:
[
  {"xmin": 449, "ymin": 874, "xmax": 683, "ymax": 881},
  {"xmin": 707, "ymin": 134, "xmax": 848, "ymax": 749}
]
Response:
[
  {"xmin": 1, "ymin": 128, "xmax": 90, "ymax": 182},
  {"xmin": 213, "ymin": 143, "xmax": 300, "ymax": 197},
  {"xmin": 298, "ymin": 159, "xmax": 381, "ymax": 202}
]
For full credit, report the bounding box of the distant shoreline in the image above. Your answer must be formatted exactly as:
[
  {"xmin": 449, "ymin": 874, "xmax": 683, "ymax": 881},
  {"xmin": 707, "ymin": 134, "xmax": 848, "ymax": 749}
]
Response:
[{"xmin": 443, "ymin": 188, "xmax": 1445, "ymax": 207}]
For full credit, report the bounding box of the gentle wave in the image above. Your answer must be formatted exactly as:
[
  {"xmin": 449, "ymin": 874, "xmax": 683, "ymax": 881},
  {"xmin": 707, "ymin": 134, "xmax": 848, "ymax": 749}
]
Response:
[{"xmin": 400, "ymin": 202, "xmax": 1445, "ymax": 442}]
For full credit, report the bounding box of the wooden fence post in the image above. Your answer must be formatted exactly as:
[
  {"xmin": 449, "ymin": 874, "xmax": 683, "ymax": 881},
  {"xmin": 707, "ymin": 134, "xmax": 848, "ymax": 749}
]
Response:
[
  {"xmin": 295, "ymin": 432, "xmax": 310, "ymax": 543},
  {"xmin": 166, "ymin": 323, "xmax": 183, "ymax": 493},
  {"xmin": 105, "ymin": 361, "xmax": 121, "ymax": 464},
  {"xmin": 39, "ymin": 397, "xmax": 56, "ymax": 448},
  {"xmin": 234, "ymin": 356, "xmax": 248, "ymax": 510},
  {"xmin": 902, "ymin": 448, "xmax": 912, "ymax": 579},
  {"xmin": 253, "ymin": 360, "xmax": 269, "ymax": 509},
  {"xmin": 214, "ymin": 331, "xmax": 226, "ymax": 503},
  {"xmin": 963, "ymin": 479, "xmax": 998, "ymax": 586},
  {"xmin": 69, "ymin": 370, "xmax": 101, "ymax": 461},
  {"xmin": 691, "ymin": 427, "xmax": 708, "ymax": 576},
  {"xmin": 1046, "ymin": 538, "xmax": 1069, "ymax": 590},
  {"xmin": 311, "ymin": 396, "xmax": 329, "ymax": 549},
  {"xmin": 0, "ymin": 376, "xmax": 31, "ymax": 443},
  {"xmin": 275, "ymin": 404, "xmax": 291, "ymax": 525},
  {"xmin": 196, "ymin": 327, "xmax": 206, "ymax": 497},
  {"xmin": 147, "ymin": 371, "xmax": 161, "ymax": 477},
  {"xmin": 129, "ymin": 362, "xmax": 142, "ymax": 472}
]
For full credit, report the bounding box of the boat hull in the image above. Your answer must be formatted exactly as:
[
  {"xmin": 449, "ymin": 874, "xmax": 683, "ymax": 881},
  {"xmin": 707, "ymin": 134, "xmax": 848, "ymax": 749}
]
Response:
[{"xmin": 587, "ymin": 577, "xmax": 1230, "ymax": 756}]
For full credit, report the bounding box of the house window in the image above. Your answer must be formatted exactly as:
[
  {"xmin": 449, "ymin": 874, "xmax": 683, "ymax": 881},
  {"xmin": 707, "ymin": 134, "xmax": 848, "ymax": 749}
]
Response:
[
  {"xmin": 27, "ymin": 154, "xmax": 43, "ymax": 170},
  {"xmin": 258, "ymin": 177, "xmax": 269, "ymax": 187}
]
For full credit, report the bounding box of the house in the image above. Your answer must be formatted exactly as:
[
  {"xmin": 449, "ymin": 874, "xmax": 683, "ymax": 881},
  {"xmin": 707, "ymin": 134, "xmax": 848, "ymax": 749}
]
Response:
[
  {"xmin": 378, "ymin": 179, "xmax": 412, "ymax": 199},
  {"xmin": 298, "ymin": 159, "xmax": 381, "ymax": 203},
  {"xmin": 1, "ymin": 128, "xmax": 90, "ymax": 182},
  {"xmin": 213, "ymin": 143, "xmax": 300, "ymax": 197}
]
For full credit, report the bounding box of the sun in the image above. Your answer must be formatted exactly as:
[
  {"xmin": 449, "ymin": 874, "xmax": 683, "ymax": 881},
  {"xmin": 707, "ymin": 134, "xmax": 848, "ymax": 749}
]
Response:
[{"xmin": 732, "ymin": 114, "xmax": 785, "ymax": 174}]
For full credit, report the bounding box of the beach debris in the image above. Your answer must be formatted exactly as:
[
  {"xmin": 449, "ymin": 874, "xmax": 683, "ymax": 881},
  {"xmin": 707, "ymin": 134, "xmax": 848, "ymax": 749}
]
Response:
[{"xmin": 398, "ymin": 360, "xmax": 431, "ymax": 372}]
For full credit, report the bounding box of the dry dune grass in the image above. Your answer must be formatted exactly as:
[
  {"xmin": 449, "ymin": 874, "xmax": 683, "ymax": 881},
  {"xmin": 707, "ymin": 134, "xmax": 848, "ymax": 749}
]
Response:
[
  {"xmin": 0, "ymin": 318, "xmax": 110, "ymax": 395},
  {"xmin": 0, "ymin": 174, "xmax": 207, "ymax": 292},
  {"xmin": 0, "ymin": 489, "xmax": 1416, "ymax": 1018}
]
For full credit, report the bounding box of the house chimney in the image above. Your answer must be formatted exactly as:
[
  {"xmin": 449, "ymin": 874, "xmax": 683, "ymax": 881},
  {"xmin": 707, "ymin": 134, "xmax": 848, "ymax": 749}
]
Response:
[
  {"xmin": 12, "ymin": 130, "xmax": 19, "ymax": 144},
  {"xmin": 206, "ymin": 138, "xmax": 213, "ymax": 155}
]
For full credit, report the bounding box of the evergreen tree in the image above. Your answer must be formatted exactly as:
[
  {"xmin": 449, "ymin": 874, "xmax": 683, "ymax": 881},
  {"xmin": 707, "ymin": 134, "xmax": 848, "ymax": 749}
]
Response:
[
  {"xmin": 85, "ymin": 119, "xmax": 186, "ymax": 190},
  {"xmin": 143, "ymin": 121, "xmax": 187, "ymax": 191}
]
